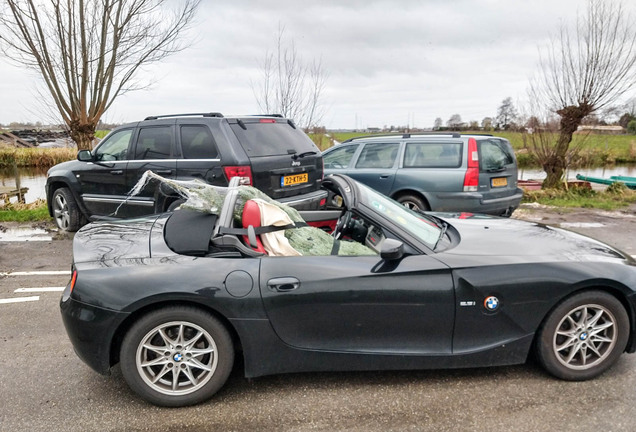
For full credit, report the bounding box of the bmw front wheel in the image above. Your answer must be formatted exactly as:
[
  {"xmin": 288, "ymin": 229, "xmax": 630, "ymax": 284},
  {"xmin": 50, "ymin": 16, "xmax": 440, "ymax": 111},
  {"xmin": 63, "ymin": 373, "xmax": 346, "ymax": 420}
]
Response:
[
  {"xmin": 537, "ymin": 291, "xmax": 629, "ymax": 381},
  {"xmin": 120, "ymin": 306, "xmax": 234, "ymax": 407}
]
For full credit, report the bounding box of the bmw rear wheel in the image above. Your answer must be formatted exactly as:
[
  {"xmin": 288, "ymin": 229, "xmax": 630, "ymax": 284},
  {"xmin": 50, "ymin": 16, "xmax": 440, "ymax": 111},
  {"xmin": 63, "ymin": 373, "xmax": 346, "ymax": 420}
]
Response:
[
  {"xmin": 537, "ymin": 291, "xmax": 629, "ymax": 381},
  {"xmin": 120, "ymin": 307, "xmax": 234, "ymax": 407}
]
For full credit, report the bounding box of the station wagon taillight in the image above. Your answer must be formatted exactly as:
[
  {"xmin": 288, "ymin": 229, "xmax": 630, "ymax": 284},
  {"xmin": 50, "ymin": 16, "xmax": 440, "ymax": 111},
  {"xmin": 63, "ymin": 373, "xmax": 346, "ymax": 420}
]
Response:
[
  {"xmin": 224, "ymin": 166, "xmax": 253, "ymax": 185},
  {"xmin": 463, "ymin": 138, "xmax": 479, "ymax": 192}
]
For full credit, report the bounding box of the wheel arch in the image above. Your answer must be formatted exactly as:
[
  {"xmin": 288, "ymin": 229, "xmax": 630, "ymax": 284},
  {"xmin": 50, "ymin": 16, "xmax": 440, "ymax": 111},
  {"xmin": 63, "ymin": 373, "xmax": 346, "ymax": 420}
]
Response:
[
  {"xmin": 46, "ymin": 178, "xmax": 88, "ymax": 218},
  {"xmin": 109, "ymin": 300, "xmax": 244, "ymax": 371},
  {"xmin": 391, "ymin": 189, "xmax": 431, "ymax": 210},
  {"xmin": 532, "ymin": 283, "xmax": 636, "ymax": 355}
]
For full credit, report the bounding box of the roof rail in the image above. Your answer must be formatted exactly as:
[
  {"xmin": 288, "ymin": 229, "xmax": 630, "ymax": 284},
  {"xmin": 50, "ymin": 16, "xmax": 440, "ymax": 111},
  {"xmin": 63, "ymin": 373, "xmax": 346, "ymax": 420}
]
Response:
[
  {"xmin": 460, "ymin": 133, "xmax": 494, "ymax": 137},
  {"xmin": 144, "ymin": 112, "xmax": 224, "ymax": 120},
  {"xmin": 342, "ymin": 131, "xmax": 461, "ymax": 143},
  {"xmin": 249, "ymin": 114, "xmax": 284, "ymax": 118}
]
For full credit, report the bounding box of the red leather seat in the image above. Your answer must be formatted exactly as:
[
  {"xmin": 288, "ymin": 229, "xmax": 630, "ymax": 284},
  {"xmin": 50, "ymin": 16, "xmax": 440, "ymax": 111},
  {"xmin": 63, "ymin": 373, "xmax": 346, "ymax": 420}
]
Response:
[{"xmin": 242, "ymin": 200, "xmax": 266, "ymax": 253}]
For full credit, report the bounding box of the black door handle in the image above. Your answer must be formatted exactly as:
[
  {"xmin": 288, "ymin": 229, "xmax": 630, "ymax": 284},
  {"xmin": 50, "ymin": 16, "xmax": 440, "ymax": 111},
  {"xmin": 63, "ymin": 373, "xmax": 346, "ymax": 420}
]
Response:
[
  {"xmin": 267, "ymin": 277, "xmax": 300, "ymax": 292},
  {"xmin": 110, "ymin": 170, "xmax": 123, "ymax": 175},
  {"xmin": 154, "ymin": 170, "xmax": 172, "ymax": 175}
]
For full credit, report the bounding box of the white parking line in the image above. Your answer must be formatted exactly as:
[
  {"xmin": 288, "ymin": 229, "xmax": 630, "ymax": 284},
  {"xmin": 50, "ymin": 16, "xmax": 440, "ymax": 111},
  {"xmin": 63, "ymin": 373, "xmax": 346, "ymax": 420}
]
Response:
[
  {"xmin": 0, "ymin": 270, "xmax": 70, "ymax": 276},
  {"xmin": 0, "ymin": 296, "xmax": 40, "ymax": 304},
  {"xmin": 14, "ymin": 287, "xmax": 65, "ymax": 293}
]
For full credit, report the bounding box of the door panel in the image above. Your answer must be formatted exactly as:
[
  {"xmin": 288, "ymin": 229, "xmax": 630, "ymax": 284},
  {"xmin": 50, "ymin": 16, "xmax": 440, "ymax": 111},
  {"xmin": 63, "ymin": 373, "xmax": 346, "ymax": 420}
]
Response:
[
  {"xmin": 346, "ymin": 142, "xmax": 399, "ymax": 195},
  {"xmin": 124, "ymin": 125, "xmax": 177, "ymax": 217},
  {"xmin": 77, "ymin": 128, "xmax": 134, "ymax": 216},
  {"xmin": 260, "ymin": 254, "xmax": 454, "ymax": 354}
]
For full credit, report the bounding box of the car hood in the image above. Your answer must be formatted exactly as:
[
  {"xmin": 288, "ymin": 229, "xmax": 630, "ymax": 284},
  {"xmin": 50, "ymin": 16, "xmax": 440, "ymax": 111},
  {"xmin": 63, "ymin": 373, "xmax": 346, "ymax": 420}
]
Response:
[
  {"xmin": 434, "ymin": 213, "xmax": 631, "ymax": 263},
  {"xmin": 73, "ymin": 215, "xmax": 161, "ymax": 264}
]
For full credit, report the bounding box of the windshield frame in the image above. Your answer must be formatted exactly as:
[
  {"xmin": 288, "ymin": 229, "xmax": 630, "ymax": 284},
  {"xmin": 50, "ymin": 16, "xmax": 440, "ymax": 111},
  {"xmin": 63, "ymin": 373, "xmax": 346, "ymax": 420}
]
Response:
[{"xmin": 353, "ymin": 181, "xmax": 444, "ymax": 251}]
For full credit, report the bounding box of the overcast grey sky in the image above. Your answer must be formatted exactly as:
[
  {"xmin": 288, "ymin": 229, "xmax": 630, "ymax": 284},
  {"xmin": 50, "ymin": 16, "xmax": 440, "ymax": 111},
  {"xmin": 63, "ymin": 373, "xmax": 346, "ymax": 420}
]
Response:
[{"xmin": 1, "ymin": 0, "xmax": 634, "ymax": 129}]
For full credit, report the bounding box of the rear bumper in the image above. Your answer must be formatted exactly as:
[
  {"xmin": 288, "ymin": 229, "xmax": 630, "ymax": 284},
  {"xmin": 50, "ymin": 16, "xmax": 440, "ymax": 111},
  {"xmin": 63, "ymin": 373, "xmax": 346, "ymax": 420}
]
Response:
[
  {"xmin": 277, "ymin": 189, "xmax": 328, "ymax": 210},
  {"xmin": 432, "ymin": 188, "xmax": 524, "ymax": 215},
  {"xmin": 60, "ymin": 292, "xmax": 129, "ymax": 375}
]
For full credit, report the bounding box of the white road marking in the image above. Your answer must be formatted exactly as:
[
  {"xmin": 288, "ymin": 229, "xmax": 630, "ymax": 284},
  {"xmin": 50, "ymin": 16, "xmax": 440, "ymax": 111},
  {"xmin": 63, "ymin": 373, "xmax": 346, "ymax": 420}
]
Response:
[
  {"xmin": 559, "ymin": 222, "xmax": 605, "ymax": 228},
  {"xmin": 0, "ymin": 270, "xmax": 70, "ymax": 276},
  {"xmin": 0, "ymin": 296, "xmax": 40, "ymax": 304},
  {"xmin": 14, "ymin": 287, "xmax": 65, "ymax": 293}
]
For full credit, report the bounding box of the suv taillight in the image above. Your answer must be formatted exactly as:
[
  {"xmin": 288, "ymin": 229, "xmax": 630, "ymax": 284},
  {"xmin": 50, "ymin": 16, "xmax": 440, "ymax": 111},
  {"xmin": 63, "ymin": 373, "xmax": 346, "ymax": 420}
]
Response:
[
  {"xmin": 463, "ymin": 138, "xmax": 479, "ymax": 192},
  {"xmin": 224, "ymin": 166, "xmax": 253, "ymax": 185}
]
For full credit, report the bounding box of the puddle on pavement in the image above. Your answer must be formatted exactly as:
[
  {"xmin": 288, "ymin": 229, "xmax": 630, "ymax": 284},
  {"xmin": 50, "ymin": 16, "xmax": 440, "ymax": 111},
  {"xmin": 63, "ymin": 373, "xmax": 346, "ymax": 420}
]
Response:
[{"xmin": 0, "ymin": 227, "xmax": 53, "ymax": 242}]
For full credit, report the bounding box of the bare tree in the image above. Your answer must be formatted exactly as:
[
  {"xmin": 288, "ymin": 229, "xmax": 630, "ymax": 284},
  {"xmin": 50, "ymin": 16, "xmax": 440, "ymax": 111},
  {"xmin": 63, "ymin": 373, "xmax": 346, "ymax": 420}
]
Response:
[
  {"xmin": 433, "ymin": 117, "xmax": 443, "ymax": 130},
  {"xmin": 0, "ymin": 0, "xmax": 200, "ymax": 150},
  {"xmin": 496, "ymin": 97, "xmax": 517, "ymax": 130},
  {"xmin": 530, "ymin": 0, "xmax": 636, "ymax": 188},
  {"xmin": 447, "ymin": 113, "xmax": 463, "ymax": 129},
  {"xmin": 253, "ymin": 26, "xmax": 327, "ymax": 130}
]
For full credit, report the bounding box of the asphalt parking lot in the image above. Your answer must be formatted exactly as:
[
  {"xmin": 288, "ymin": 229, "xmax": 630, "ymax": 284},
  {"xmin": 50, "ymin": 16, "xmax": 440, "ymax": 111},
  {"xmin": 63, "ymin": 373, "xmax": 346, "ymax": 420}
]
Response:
[{"xmin": 1, "ymin": 204, "xmax": 636, "ymax": 432}]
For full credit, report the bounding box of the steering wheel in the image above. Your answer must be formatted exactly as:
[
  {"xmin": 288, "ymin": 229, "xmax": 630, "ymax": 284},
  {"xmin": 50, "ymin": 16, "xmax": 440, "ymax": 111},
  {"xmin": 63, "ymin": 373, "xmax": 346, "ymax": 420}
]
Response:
[
  {"xmin": 330, "ymin": 161, "xmax": 344, "ymax": 169},
  {"xmin": 332, "ymin": 210, "xmax": 352, "ymax": 239}
]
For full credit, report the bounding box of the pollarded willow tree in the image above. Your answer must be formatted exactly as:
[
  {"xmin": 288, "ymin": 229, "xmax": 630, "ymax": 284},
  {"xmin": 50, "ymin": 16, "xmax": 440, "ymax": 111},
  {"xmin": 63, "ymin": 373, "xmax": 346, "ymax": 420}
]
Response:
[
  {"xmin": 530, "ymin": 0, "xmax": 636, "ymax": 188},
  {"xmin": 0, "ymin": 0, "xmax": 200, "ymax": 150}
]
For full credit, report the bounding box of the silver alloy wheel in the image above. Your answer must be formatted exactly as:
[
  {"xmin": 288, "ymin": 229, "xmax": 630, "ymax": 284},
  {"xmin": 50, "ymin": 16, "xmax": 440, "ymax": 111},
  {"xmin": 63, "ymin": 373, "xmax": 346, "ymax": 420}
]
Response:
[
  {"xmin": 136, "ymin": 321, "xmax": 218, "ymax": 396},
  {"xmin": 553, "ymin": 304, "xmax": 618, "ymax": 370},
  {"xmin": 401, "ymin": 201, "xmax": 419, "ymax": 210},
  {"xmin": 53, "ymin": 192, "xmax": 70, "ymax": 230}
]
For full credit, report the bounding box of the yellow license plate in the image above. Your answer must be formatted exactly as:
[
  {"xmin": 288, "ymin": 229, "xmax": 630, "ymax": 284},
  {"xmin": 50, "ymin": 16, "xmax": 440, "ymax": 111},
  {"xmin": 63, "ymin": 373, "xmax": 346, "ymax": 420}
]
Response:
[
  {"xmin": 281, "ymin": 173, "xmax": 308, "ymax": 186},
  {"xmin": 491, "ymin": 177, "xmax": 508, "ymax": 187}
]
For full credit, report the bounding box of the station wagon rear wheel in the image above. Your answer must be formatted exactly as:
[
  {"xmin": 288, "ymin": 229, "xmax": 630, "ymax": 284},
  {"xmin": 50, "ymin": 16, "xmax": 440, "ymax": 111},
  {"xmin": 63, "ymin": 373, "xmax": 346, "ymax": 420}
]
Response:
[
  {"xmin": 396, "ymin": 194, "xmax": 429, "ymax": 212},
  {"xmin": 537, "ymin": 291, "xmax": 629, "ymax": 381},
  {"xmin": 120, "ymin": 307, "xmax": 234, "ymax": 407}
]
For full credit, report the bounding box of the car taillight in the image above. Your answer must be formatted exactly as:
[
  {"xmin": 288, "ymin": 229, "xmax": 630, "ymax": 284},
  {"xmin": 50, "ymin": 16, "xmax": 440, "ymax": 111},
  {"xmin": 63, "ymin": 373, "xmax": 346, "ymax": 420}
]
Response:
[
  {"xmin": 223, "ymin": 166, "xmax": 253, "ymax": 185},
  {"xmin": 463, "ymin": 138, "xmax": 479, "ymax": 192},
  {"xmin": 69, "ymin": 270, "xmax": 78, "ymax": 294}
]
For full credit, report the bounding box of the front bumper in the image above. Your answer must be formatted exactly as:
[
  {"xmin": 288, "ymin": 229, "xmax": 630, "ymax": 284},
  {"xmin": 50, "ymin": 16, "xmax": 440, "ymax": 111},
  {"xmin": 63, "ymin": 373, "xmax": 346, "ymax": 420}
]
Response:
[{"xmin": 60, "ymin": 290, "xmax": 129, "ymax": 375}]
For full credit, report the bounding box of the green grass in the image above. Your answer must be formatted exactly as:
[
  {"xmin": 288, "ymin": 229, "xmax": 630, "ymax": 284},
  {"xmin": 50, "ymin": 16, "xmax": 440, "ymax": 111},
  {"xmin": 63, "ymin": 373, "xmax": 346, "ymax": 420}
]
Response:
[
  {"xmin": 95, "ymin": 130, "xmax": 110, "ymax": 139},
  {"xmin": 0, "ymin": 200, "xmax": 51, "ymax": 222},
  {"xmin": 522, "ymin": 183, "xmax": 636, "ymax": 210}
]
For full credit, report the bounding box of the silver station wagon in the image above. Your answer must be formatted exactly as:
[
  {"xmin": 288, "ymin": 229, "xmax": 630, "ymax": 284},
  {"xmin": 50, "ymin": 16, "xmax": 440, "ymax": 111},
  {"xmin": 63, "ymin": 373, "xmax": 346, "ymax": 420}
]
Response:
[{"xmin": 323, "ymin": 133, "xmax": 523, "ymax": 216}]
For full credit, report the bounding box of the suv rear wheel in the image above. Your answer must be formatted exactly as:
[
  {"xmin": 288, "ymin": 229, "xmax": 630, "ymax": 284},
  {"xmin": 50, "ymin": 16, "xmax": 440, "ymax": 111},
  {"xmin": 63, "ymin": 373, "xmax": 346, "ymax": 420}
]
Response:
[{"xmin": 52, "ymin": 187, "xmax": 81, "ymax": 232}]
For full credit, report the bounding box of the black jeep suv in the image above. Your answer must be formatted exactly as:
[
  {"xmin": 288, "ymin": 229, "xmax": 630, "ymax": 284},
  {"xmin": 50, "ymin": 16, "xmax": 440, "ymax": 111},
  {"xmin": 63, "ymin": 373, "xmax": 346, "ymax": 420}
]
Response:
[{"xmin": 46, "ymin": 113, "xmax": 326, "ymax": 231}]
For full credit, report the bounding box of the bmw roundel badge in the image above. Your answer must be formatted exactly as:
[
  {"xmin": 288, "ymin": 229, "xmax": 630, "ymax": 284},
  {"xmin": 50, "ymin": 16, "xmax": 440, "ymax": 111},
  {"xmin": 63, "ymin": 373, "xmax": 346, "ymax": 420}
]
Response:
[{"xmin": 484, "ymin": 296, "xmax": 500, "ymax": 311}]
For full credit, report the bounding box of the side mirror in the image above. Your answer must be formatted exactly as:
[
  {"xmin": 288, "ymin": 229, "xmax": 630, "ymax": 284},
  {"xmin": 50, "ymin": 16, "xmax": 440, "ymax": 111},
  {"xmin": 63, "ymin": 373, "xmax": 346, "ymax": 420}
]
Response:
[
  {"xmin": 77, "ymin": 150, "xmax": 93, "ymax": 162},
  {"xmin": 380, "ymin": 238, "xmax": 404, "ymax": 261}
]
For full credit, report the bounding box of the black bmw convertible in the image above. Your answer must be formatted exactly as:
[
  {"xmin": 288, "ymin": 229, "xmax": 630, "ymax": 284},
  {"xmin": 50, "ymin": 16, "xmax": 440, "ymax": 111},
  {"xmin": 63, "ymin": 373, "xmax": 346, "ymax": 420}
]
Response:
[{"xmin": 60, "ymin": 174, "xmax": 636, "ymax": 407}]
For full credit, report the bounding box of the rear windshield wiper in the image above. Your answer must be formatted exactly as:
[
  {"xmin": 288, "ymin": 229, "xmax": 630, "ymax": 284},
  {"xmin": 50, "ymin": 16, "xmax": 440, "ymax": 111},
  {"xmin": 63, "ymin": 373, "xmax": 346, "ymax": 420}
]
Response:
[
  {"xmin": 291, "ymin": 151, "xmax": 317, "ymax": 160},
  {"xmin": 486, "ymin": 166, "xmax": 506, "ymax": 173}
]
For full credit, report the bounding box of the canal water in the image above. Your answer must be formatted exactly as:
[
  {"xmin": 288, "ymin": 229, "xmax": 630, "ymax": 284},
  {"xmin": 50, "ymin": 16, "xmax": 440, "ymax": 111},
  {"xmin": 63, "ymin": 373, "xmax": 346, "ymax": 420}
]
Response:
[{"xmin": 1, "ymin": 164, "xmax": 636, "ymax": 204}]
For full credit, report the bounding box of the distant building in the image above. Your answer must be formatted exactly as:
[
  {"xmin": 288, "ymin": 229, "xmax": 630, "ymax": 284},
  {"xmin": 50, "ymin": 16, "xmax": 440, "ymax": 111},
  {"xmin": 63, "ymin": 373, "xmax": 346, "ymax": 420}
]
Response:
[{"xmin": 576, "ymin": 125, "xmax": 625, "ymax": 135}]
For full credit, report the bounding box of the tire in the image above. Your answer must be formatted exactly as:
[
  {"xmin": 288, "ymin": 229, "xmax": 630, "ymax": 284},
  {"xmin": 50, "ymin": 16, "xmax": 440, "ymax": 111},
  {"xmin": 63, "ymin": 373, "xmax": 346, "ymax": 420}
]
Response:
[
  {"xmin": 167, "ymin": 199, "xmax": 185, "ymax": 212},
  {"xmin": 536, "ymin": 291, "xmax": 629, "ymax": 381},
  {"xmin": 396, "ymin": 194, "xmax": 429, "ymax": 212},
  {"xmin": 120, "ymin": 306, "xmax": 234, "ymax": 407},
  {"xmin": 51, "ymin": 187, "xmax": 82, "ymax": 232}
]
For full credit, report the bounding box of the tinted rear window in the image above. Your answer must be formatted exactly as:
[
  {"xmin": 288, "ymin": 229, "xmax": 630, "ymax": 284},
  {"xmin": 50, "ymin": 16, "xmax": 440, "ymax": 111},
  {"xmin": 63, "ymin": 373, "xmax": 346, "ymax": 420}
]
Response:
[
  {"xmin": 229, "ymin": 121, "xmax": 317, "ymax": 157},
  {"xmin": 480, "ymin": 139, "xmax": 515, "ymax": 171}
]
